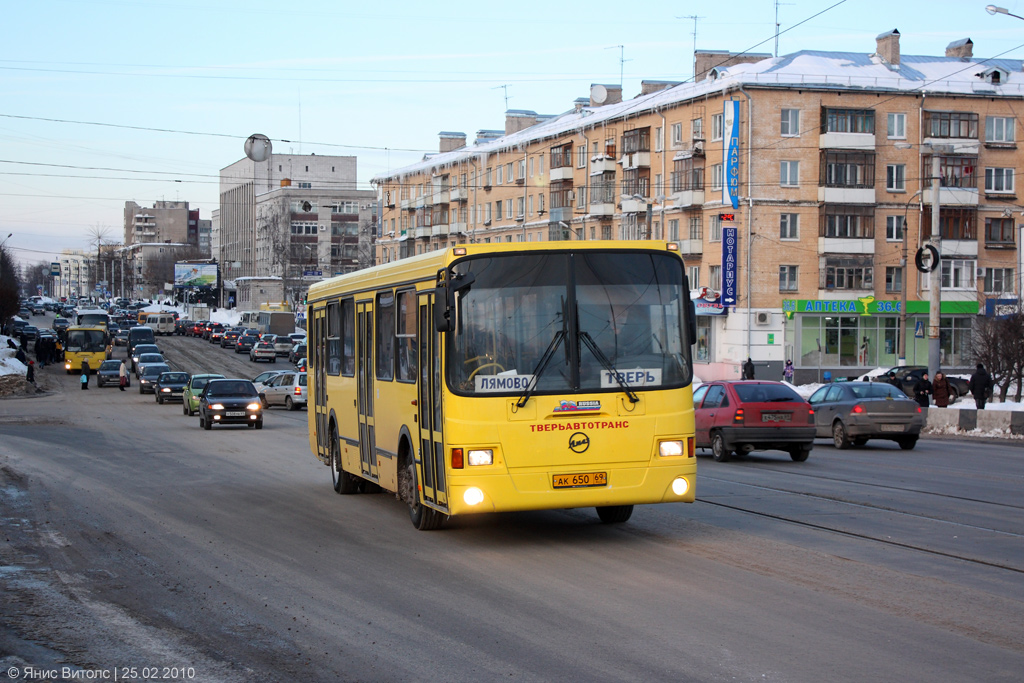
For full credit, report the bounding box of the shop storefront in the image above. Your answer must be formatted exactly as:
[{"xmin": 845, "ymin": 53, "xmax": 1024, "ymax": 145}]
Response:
[
  {"xmin": 693, "ymin": 293, "xmax": 727, "ymax": 364},
  {"xmin": 782, "ymin": 298, "xmax": 978, "ymax": 380}
]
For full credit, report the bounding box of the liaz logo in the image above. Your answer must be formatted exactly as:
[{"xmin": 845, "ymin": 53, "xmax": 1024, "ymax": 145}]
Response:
[
  {"xmin": 568, "ymin": 432, "xmax": 590, "ymax": 453},
  {"xmin": 553, "ymin": 400, "xmax": 601, "ymax": 414}
]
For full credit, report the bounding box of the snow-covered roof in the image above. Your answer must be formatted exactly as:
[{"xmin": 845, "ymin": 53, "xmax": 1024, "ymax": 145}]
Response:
[{"xmin": 373, "ymin": 48, "xmax": 1024, "ymax": 182}]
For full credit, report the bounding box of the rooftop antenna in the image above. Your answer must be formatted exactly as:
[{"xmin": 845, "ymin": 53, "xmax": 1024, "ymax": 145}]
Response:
[
  {"xmin": 493, "ymin": 84, "xmax": 511, "ymax": 111},
  {"xmin": 677, "ymin": 15, "xmax": 705, "ymax": 80},
  {"xmin": 605, "ymin": 45, "xmax": 630, "ymax": 88},
  {"xmin": 774, "ymin": 0, "xmax": 794, "ymax": 57}
]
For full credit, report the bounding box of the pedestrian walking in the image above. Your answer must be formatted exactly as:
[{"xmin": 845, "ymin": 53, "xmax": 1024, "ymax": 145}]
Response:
[
  {"xmin": 932, "ymin": 372, "xmax": 952, "ymax": 408},
  {"xmin": 26, "ymin": 360, "xmax": 35, "ymax": 384},
  {"xmin": 15, "ymin": 347, "xmax": 26, "ymax": 364},
  {"xmin": 968, "ymin": 363, "xmax": 993, "ymax": 410},
  {"xmin": 913, "ymin": 372, "xmax": 932, "ymax": 408},
  {"xmin": 886, "ymin": 371, "xmax": 901, "ymax": 389},
  {"xmin": 118, "ymin": 360, "xmax": 128, "ymax": 391},
  {"xmin": 783, "ymin": 360, "xmax": 794, "ymax": 383},
  {"xmin": 80, "ymin": 360, "xmax": 89, "ymax": 390},
  {"xmin": 743, "ymin": 357, "xmax": 755, "ymax": 380}
]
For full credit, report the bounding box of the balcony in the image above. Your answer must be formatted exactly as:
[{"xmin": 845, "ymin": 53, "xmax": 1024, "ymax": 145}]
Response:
[
  {"xmin": 923, "ymin": 138, "xmax": 980, "ymax": 155},
  {"xmin": 431, "ymin": 223, "xmax": 449, "ymax": 237},
  {"xmin": 672, "ymin": 189, "xmax": 705, "ymax": 208},
  {"xmin": 923, "ymin": 187, "xmax": 978, "ymax": 206},
  {"xmin": 620, "ymin": 152, "xmax": 651, "ymax": 169},
  {"xmin": 414, "ymin": 226, "xmax": 431, "ymax": 239},
  {"xmin": 450, "ymin": 187, "xmax": 468, "ymax": 202},
  {"xmin": 590, "ymin": 156, "xmax": 617, "ymax": 174},
  {"xmin": 620, "ymin": 197, "xmax": 646, "ymax": 213},
  {"xmin": 818, "ymin": 187, "xmax": 876, "ymax": 203},
  {"xmin": 590, "ymin": 203, "xmax": 616, "ymax": 217},
  {"xmin": 818, "ymin": 236, "xmax": 874, "ymax": 255},
  {"xmin": 676, "ymin": 239, "xmax": 703, "ymax": 255},
  {"xmin": 942, "ymin": 240, "xmax": 978, "ymax": 258},
  {"xmin": 818, "ymin": 132, "xmax": 875, "ymax": 150},
  {"xmin": 450, "ymin": 222, "xmax": 468, "ymax": 235},
  {"xmin": 550, "ymin": 166, "xmax": 574, "ymax": 182},
  {"xmin": 413, "ymin": 196, "xmax": 425, "ymax": 209},
  {"xmin": 399, "ymin": 197, "xmax": 411, "ymax": 210},
  {"xmin": 548, "ymin": 206, "xmax": 573, "ymax": 223}
]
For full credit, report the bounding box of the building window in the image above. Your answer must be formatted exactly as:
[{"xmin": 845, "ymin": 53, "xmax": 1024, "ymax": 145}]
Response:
[
  {"xmin": 984, "ymin": 268, "xmax": 1014, "ymax": 294},
  {"xmin": 711, "ymin": 164, "xmax": 723, "ymax": 190},
  {"xmin": 985, "ymin": 167, "xmax": 1015, "ymax": 193},
  {"xmin": 622, "ymin": 128, "xmax": 650, "ymax": 154},
  {"xmin": 822, "ymin": 108, "xmax": 875, "ymax": 134},
  {"xmin": 928, "ymin": 155, "xmax": 978, "ymax": 188},
  {"xmin": 577, "ymin": 144, "xmax": 587, "ymax": 168},
  {"xmin": 689, "ymin": 215, "xmax": 703, "ymax": 240},
  {"xmin": 885, "ymin": 266, "xmax": 903, "ymax": 293},
  {"xmin": 671, "ymin": 157, "xmax": 704, "ymax": 192},
  {"xmin": 780, "ymin": 161, "xmax": 799, "ymax": 187},
  {"xmin": 886, "ymin": 164, "xmax": 906, "ymax": 191},
  {"xmin": 887, "ymin": 112, "xmax": 906, "ymax": 139},
  {"xmin": 780, "ymin": 213, "xmax": 798, "ymax": 240},
  {"xmin": 496, "ymin": 165, "xmax": 503, "ymax": 185},
  {"xmin": 671, "ymin": 123, "xmax": 683, "ymax": 148},
  {"xmin": 709, "ymin": 214, "xmax": 722, "ymax": 242},
  {"xmin": 654, "ymin": 127, "xmax": 663, "ymax": 152},
  {"xmin": 590, "ymin": 172, "xmax": 616, "ymax": 204},
  {"xmin": 985, "ymin": 217, "xmax": 1015, "ymax": 245},
  {"xmin": 575, "ymin": 185, "xmax": 587, "ymax": 209},
  {"xmin": 668, "ymin": 219, "xmax": 679, "ymax": 241},
  {"xmin": 781, "ymin": 109, "xmax": 799, "ymax": 136},
  {"xmin": 622, "ymin": 168, "xmax": 650, "ymax": 197},
  {"xmin": 821, "ymin": 205, "xmax": 875, "ymax": 238},
  {"xmin": 505, "ymin": 200, "xmax": 513, "ymax": 219},
  {"xmin": 886, "ymin": 215, "xmax": 904, "ymax": 242},
  {"xmin": 779, "ymin": 265, "xmax": 799, "ymax": 291},
  {"xmin": 925, "ymin": 111, "xmax": 979, "ymax": 139},
  {"xmin": 688, "ymin": 266, "xmax": 699, "ymax": 289},
  {"xmin": 938, "ymin": 259, "xmax": 976, "ymax": 289},
  {"xmin": 823, "ymin": 266, "xmax": 873, "ymax": 290},
  {"xmin": 692, "ymin": 118, "xmax": 704, "ymax": 141},
  {"xmin": 711, "ymin": 114, "xmax": 723, "ymax": 141},
  {"xmin": 820, "ymin": 151, "xmax": 875, "ymax": 187},
  {"xmin": 709, "ymin": 265, "xmax": 722, "ymax": 289},
  {"xmin": 922, "ymin": 207, "xmax": 976, "ymax": 240},
  {"xmin": 551, "ymin": 142, "xmax": 572, "ymax": 169},
  {"xmin": 494, "ymin": 200, "xmax": 502, "ymax": 221},
  {"xmin": 986, "ymin": 116, "xmax": 1016, "ymax": 143}
]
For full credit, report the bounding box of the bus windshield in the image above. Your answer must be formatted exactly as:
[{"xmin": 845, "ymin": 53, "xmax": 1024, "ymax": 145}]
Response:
[
  {"xmin": 77, "ymin": 310, "xmax": 110, "ymax": 328},
  {"xmin": 447, "ymin": 251, "xmax": 691, "ymax": 396},
  {"xmin": 66, "ymin": 329, "xmax": 108, "ymax": 353}
]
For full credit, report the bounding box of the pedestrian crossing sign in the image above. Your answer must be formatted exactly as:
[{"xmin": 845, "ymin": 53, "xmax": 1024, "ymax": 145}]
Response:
[{"xmin": 914, "ymin": 320, "xmax": 925, "ymax": 338}]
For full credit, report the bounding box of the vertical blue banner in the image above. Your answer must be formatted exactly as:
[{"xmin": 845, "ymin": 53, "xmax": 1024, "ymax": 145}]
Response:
[
  {"xmin": 723, "ymin": 100, "xmax": 740, "ymax": 210},
  {"xmin": 722, "ymin": 226, "xmax": 738, "ymax": 307}
]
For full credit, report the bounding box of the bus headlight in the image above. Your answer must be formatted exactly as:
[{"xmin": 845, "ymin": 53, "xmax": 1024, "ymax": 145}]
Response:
[
  {"xmin": 467, "ymin": 449, "xmax": 493, "ymax": 466},
  {"xmin": 464, "ymin": 487, "xmax": 485, "ymax": 506},
  {"xmin": 659, "ymin": 440, "xmax": 684, "ymax": 457},
  {"xmin": 671, "ymin": 477, "xmax": 689, "ymax": 496}
]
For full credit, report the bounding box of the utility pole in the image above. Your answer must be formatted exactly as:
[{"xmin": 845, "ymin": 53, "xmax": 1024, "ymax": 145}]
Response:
[{"xmin": 928, "ymin": 152, "xmax": 942, "ymax": 377}]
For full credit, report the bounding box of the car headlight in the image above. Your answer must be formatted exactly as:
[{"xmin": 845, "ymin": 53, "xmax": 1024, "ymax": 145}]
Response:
[
  {"xmin": 659, "ymin": 440, "xmax": 684, "ymax": 457},
  {"xmin": 246, "ymin": 403, "xmax": 261, "ymax": 411},
  {"xmin": 161, "ymin": 387, "xmax": 171, "ymax": 392},
  {"xmin": 467, "ymin": 449, "xmax": 493, "ymax": 466},
  {"xmin": 209, "ymin": 403, "xmax": 225, "ymax": 410}
]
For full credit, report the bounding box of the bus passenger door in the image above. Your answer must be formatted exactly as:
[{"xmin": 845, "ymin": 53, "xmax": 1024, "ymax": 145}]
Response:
[
  {"xmin": 356, "ymin": 301, "xmax": 378, "ymax": 481},
  {"xmin": 312, "ymin": 306, "xmax": 329, "ymax": 463},
  {"xmin": 417, "ymin": 296, "xmax": 447, "ymax": 510}
]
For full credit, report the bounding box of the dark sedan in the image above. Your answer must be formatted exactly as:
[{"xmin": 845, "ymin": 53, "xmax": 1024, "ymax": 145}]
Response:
[
  {"xmin": 96, "ymin": 359, "xmax": 127, "ymax": 388},
  {"xmin": 198, "ymin": 379, "xmax": 263, "ymax": 430},
  {"xmin": 235, "ymin": 333, "xmax": 259, "ymax": 353},
  {"xmin": 879, "ymin": 366, "xmax": 968, "ymax": 404},
  {"xmin": 808, "ymin": 381, "xmax": 925, "ymax": 450},
  {"xmin": 154, "ymin": 371, "xmax": 190, "ymax": 404},
  {"xmin": 138, "ymin": 363, "xmax": 171, "ymax": 394}
]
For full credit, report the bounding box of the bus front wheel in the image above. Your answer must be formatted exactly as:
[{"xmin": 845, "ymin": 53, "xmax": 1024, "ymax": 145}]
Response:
[
  {"xmin": 596, "ymin": 505, "xmax": 633, "ymax": 524},
  {"xmin": 403, "ymin": 459, "xmax": 443, "ymax": 531}
]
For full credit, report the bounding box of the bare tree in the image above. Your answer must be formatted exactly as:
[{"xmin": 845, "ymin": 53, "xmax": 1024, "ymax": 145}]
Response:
[
  {"xmin": 0, "ymin": 245, "xmax": 21, "ymax": 325},
  {"xmin": 973, "ymin": 312, "xmax": 1024, "ymax": 402}
]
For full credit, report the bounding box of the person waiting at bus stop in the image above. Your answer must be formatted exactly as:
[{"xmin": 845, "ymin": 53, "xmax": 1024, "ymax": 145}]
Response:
[{"xmin": 80, "ymin": 360, "xmax": 90, "ymax": 390}]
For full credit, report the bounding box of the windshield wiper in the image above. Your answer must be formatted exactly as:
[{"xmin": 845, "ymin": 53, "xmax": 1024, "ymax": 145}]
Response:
[
  {"xmin": 515, "ymin": 329, "xmax": 566, "ymax": 408},
  {"xmin": 579, "ymin": 331, "xmax": 639, "ymax": 404}
]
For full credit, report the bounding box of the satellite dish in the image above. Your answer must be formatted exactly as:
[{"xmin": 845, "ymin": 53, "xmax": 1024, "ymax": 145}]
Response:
[
  {"xmin": 244, "ymin": 134, "xmax": 272, "ymax": 162},
  {"xmin": 590, "ymin": 84, "xmax": 608, "ymax": 104}
]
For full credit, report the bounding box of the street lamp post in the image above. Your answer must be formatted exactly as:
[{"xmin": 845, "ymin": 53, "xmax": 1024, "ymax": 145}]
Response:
[
  {"xmin": 986, "ymin": 5, "xmax": 1024, "ymax": 20},
  {"xmin": 927, "ymin": 152, "xmax": 942, "ymax": 379},
  {"xmin": 899, "ymin": 190, "xmax": 923, "ymax": 366}
]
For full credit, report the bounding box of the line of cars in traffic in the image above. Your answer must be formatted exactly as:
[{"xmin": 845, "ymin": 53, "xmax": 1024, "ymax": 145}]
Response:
[
  {"xmin": 693, "ymin": 376, "xmax": 926, "ymax": 462},
  {"xmin": 92, "ymin": 318, "xmax": 308, "ymax": 429}
]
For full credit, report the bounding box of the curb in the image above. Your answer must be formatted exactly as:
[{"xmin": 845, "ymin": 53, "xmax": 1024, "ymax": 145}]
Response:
[{"xmin": 924, "ymin": 406, "xmax": 1024, "ymax": 435}]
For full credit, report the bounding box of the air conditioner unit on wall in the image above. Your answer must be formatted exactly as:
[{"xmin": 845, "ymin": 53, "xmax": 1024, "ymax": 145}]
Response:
[
  {"xmin": 977, "ymin": 267, "xmax": 986, "ymax": 278},
  {"xmin": 755, "ymin": 311, "xmax": 771, "ymax": 325}
]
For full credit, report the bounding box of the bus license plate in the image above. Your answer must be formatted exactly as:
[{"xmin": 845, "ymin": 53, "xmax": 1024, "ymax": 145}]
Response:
[
  {"xmin": 226, "ymin": 411, "xmax": 246, "ymax": 417},
  {"xmin": 553, "ymin": 472, "xmax": 607, "ymax": 489}
]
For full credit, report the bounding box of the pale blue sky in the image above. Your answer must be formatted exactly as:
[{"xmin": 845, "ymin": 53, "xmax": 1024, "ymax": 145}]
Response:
[{"xmin": 2, "ymin": 0, "xmax": 1022, "ymax": 267}]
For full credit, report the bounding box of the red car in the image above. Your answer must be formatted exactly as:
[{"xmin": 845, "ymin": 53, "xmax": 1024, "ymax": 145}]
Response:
[{"xmin": 693, "ymin": 380, "xmax": 815, "ymax": 462}]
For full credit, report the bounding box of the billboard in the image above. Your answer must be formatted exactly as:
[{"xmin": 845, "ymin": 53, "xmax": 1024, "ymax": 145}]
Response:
[{"xmin": 174, "ymin": 263, "xmax": 218, "ymax": 288}]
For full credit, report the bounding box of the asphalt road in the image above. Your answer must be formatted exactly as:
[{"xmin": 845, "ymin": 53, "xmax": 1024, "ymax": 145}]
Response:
[{"xmin": 1, "ymin": 322, "xmax": 1023, "ymax": 682}]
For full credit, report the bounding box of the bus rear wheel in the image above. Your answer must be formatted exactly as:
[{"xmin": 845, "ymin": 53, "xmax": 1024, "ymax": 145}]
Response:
[
  {"xmin": 331, "ymin": 427, "xmax": 359, "ymax": 495},
  {"xmin": 596, "ymin": 505, "xmax": 633, "ymax": 524}
]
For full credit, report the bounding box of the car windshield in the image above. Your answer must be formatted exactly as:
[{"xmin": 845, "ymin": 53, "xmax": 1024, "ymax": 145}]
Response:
[
  {"xmin": 447, "ymin": 251, "xmax": 691, "ymax": 396},
  {"xmin": 160, "ymin": 373, "xmax": 188, "ymax": 383},
  {"xmin": 100, "ymin": 361, "xmax": 120, "ymax": 370},
  {"xmin": 734, "ymin": 383, "xmax": 803, "ymax": 403},
  {"xmin": 139, "ymin": 354, "xmax": 163, "ymax": 363},
  {"xmin": 191, "ymin": 377, "xmax": 220, "ymax": 391},
  {"xmin": 143, "ymin": 365, "xmax": 169, "ymax": 377},
  {"xmin": 134, "ymin": 345, "xmax": 159, "ymax": 355},
  {"xmin": 849, "ymin": 383, "xmax": 906, "ymax": 399},
  {"xmin": 207, "ymin": 381, "xmax": 257, "ymax": 397}
]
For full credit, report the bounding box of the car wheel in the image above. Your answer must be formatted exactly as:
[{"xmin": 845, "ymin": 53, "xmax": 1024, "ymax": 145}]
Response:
[
  {"xmin": 202, "ymin": 416, "xmax": 212, "ymax": 430},
  {"xmin": 331, "ymin": 427, "xmax": 359, "ymax": 494},
  {"xmin": 285, "ymin": 397, "xmax": 295, "ymax": 411},
  {"xmin": 271, "ymin": 357, "xmax": 276, "ymax": 363},
  {"xmin": 596, "ymin": 505, "xmax": 634, "ymax": 524},
  {"xmin": 157, "ymin": 394, "xmax": 163, "ymax": 404},
  {"xmin": 138, "ymin": 384, "xmax": 143, "ymax": 394},
  {"xmin": 711, "ymin": 432, "xmax": 732, "ymax": 462},
  {"xmin": 898, "ymin": 437, "xmax": 918, "ymax": 450},
  {"xmin": 183, "ymin": 403, "xmax": 188, "ymax": 416},
  {"xmin": 405, "ymin": 459, "xmax": 443, "ymax": 530},
  {"xmin": 832, "ymin": 421, "xmax": 851, "ymax": 450},
  {"xmin": 255, "ymin": 419, "xmax": 263, "ymax": 430},
  {"xmin": 260, "ymin": 396, "xmax": 269, "ymax": 409},
  {"xmin": 789, "ymin": 446, "xmax": 811, "ymax": 462}
]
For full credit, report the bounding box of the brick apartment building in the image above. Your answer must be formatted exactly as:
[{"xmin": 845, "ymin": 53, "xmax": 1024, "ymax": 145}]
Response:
[{"xmin": 372, "ymin": 30, "xmax": 1024, "ymax": 382}]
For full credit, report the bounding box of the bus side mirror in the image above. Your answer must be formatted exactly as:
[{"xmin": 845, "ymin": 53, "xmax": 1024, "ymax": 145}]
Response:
[
  {"xmin": 687, "ymin": 298, "xmax": 697, "ymax": 347},
  {"xmin": 433, "ymin": 270, "xmax": 452, "ymax": 332}
]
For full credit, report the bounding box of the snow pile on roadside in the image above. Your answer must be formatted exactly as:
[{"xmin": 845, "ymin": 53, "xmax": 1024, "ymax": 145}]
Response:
[
  {"xmin": 924, "ymin": 423, "xmax": 1024, "ymax": 439},
  {"xmin": 0, "ymin": 337, "xmax": 27, "ymax": 378}
]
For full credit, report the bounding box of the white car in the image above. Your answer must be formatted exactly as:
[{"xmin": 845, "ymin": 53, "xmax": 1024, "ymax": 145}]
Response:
[
  {"xmin": 259, "ymin": 371, "xmax": 307, "ymax": 410},
  {"xmin": 249, "ymin": 340, "xmax": 277, "ymax": 363}
]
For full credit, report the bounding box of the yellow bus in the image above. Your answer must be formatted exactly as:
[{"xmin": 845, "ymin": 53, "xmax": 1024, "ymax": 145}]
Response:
[
  {"xmin": 63, "ymin": 325, "xmax": 111, "ymax": 373},
  {"xmin": 306, "ymin": 242, "xmax": 698, "ymax": 529}
]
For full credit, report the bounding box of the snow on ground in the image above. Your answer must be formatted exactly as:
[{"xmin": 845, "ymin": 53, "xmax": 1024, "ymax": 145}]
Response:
[{"xmin": 0, "ymin": 335, "xmax": 28, "ymax": 377}]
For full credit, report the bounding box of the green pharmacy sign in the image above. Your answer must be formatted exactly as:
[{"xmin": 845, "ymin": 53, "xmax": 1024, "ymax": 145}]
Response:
[{"xmin": 782, "ymin": 297, "xmax": 978, "ymax": 318}]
